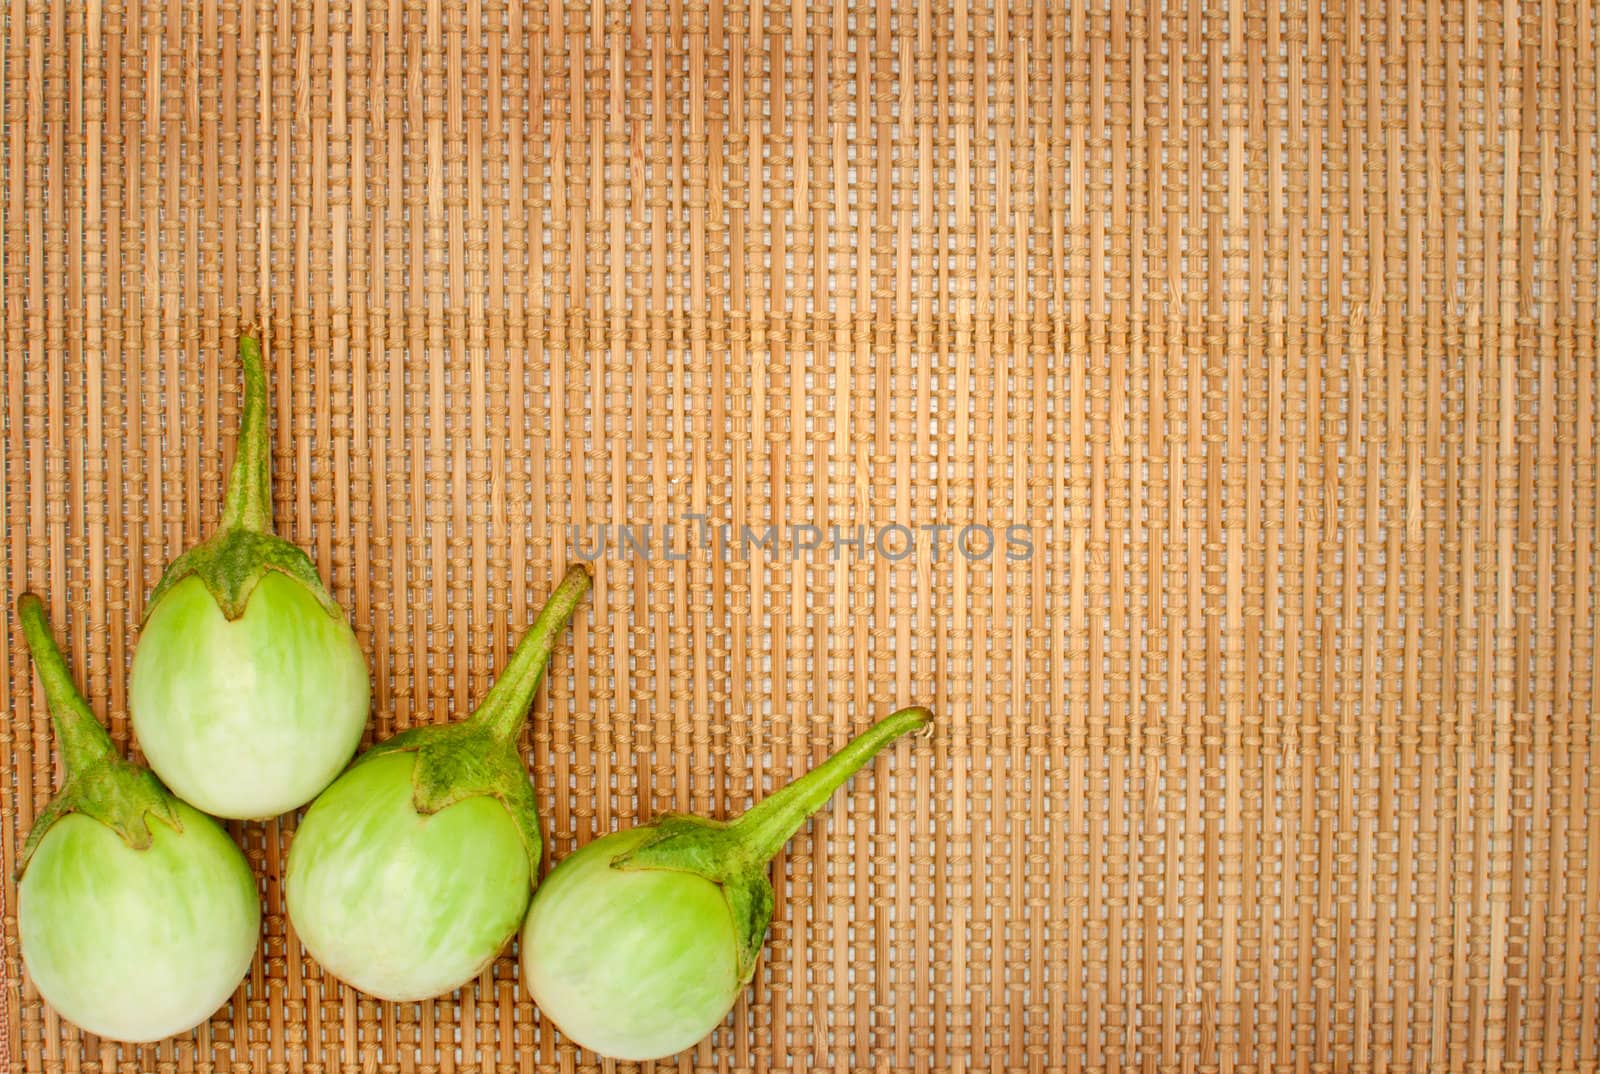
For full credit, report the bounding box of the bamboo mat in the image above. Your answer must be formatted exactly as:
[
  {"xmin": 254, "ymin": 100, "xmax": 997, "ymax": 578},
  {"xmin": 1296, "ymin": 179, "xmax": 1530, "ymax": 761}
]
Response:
[{"xmin": 3, "ymin": 0, "xmax": 1600, "ymax": 1071}]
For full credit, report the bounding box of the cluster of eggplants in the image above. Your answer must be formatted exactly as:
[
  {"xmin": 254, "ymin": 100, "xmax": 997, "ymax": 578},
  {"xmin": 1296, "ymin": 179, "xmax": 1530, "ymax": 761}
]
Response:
[
  {"xmin": 15, "ymin": 334, "xmax": 362, "ymax": 1041},
  {"xmin": 14, "ymin": 334, "xmax": 930, "ymax": 1061}
]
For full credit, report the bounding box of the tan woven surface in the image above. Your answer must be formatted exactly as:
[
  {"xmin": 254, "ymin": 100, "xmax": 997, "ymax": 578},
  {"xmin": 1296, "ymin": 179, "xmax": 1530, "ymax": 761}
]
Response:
[{"xmin": 3, "ymin": 0, "xmax": 1600, "ymax": 1070}]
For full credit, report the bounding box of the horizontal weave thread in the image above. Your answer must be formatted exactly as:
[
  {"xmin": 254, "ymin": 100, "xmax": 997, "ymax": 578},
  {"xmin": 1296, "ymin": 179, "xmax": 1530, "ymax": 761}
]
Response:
[{"xmin": 3, "ymin": 0, "xmax": 1600, "ymax": 1071}]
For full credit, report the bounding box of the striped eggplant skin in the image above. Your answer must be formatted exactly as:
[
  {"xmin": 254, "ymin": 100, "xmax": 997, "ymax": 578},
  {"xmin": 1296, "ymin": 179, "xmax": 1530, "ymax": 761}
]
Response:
[
  {"xmin": 19, "ymin": 802, "xmax": 260, "ymax": 1043},
  {"xmin": 132, "ymin": 573, "xmax": 369, "ymax": 821},
  {"xmin": 520, "ymin": 827, "xmax": 741, "ymax": 1062},
  {"xmin": 284, "ymin": 751, "xmax": 529, "ymax": 1003}
]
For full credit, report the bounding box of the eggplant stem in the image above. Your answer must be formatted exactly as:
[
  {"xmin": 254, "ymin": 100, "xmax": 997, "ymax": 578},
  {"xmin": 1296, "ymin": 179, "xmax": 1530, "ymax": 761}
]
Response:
[
  {"xmin": 218, "ymin": 334, "xmax": 274, "ymax": 534},
  {"xmin": 16, "ymin": 594, "xmax": 116, "ymax": 780},
  {"xmin": 731, "ymin": 705, "xmax": 932, "ymax": 865},
  {"xmin": 467, "ymin": 565, "xmax": 593, "ymax": 744}
]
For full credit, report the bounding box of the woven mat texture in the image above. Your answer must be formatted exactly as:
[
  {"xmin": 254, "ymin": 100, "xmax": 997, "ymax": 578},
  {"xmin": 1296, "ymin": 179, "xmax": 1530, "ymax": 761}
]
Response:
[{"xmin": 4, "ymin": 0, "xmax": 1600, "ymax": 1071}]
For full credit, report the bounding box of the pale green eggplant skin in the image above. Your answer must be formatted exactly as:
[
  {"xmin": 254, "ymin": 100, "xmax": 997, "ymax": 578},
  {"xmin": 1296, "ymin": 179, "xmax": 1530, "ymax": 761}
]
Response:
[
  {"xmin": 20, "ymin": 804, "xmax": 260, "ymax": 1043},
  {"xmin": 130, "ymin": 334, "xmax": 371, "ymax": 820},
  {"xmin": 285, "ymin": 751, "xmax": 529, "ymax": 1002},
  {"xmin": 521, "ymin": 706, "xmax": 932, "ymax": 1061},
  {"xmin": 132, "ymin": 572, "xmax": 369, "ymax": 820},
  {"xmin": 520, "ymin": 827, "xmax": 740, "ymax": 1061},
  {"xmin": 13, "ymin": 593, "xmax": 260, "ymax": 1043},
  {"xmin": 286, "ymin": 565, "xmax": 591, "ymax": 1001}
]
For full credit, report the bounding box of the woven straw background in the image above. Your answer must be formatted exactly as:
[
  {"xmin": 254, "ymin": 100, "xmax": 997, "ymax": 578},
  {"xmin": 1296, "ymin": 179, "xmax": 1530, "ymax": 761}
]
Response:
[{"xmin": 4, "ymin": 0, "xmax": 1600, "ymax": 1070}]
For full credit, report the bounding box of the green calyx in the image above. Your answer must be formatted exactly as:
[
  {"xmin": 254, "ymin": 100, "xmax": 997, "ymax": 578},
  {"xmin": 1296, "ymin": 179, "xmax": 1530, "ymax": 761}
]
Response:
[
  {"xmin": 145, "ymin": 528, "xmax": 339, "ymax": 623},
  {"xmin": 611, "ymin": 705, "xmax": 933, "ymax": 983},
  {"xmin": 142, "ymin": 334, "xmax": 341, "ymax": 624},
  {"xmin": 356, "ymin": 565, "xmax": 593, "ymax": 887},
  {"xmin": 15, "ymin": 594, "xmax": 183, "ymax": 879}
]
